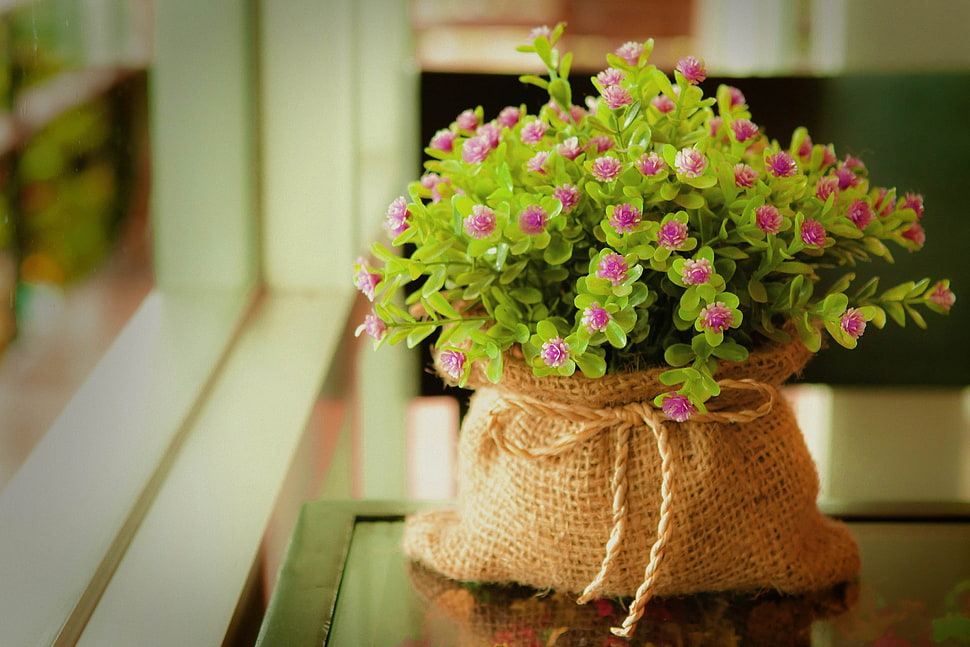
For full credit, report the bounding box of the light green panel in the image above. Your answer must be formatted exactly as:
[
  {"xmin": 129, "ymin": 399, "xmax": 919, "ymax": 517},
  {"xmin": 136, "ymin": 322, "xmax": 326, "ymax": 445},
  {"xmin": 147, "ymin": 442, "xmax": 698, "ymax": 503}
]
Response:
[
  {"xmin": 151, "ymin": 0, "xmax": 256, "ymax": 291},
  {"xmin": 260, "ymin": 0, "xmax": 418, "ymax": 289}
]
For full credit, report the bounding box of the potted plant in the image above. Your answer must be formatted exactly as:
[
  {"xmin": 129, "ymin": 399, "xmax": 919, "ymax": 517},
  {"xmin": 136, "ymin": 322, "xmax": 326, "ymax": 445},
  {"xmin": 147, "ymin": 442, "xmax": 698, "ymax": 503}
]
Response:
[{"xmin": 353, "ymin": 25, "xmax": 954, "ymax": 638}]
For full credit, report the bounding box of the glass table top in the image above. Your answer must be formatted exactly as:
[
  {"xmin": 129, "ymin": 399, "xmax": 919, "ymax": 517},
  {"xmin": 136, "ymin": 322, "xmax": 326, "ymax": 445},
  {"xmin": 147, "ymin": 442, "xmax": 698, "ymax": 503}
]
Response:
[{"xmin": 257, "ymin": 501, "xmax": 970, "ymax": 647}]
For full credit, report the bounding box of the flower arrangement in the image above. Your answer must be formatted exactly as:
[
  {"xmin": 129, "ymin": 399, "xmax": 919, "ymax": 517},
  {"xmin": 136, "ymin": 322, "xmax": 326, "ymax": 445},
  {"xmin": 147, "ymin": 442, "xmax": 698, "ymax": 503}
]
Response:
[{"xmin": 354, "ymin": 24, "xmax": 955, "ymax": 419}]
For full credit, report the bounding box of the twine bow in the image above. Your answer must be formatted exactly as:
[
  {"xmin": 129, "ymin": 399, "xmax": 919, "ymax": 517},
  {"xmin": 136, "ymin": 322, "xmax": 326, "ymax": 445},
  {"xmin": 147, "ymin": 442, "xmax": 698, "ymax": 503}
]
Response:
[{"xmin": 485, "ymin": 378, "xmax": 777, "ymax": 638}]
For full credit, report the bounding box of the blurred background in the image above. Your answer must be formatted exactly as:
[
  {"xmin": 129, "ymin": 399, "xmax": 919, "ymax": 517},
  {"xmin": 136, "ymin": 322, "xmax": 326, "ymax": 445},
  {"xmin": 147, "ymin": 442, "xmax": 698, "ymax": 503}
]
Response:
[
  {"xmin": 1, "ymin": 0, "xmax": 969, "ymax": 492},
  {"xmin": 0, "ymin": 2, "xmax": 966, "ymax": 643},
  {"xmin": 0, "ymin": 0, "xmax": 151, "ymax": 488}
]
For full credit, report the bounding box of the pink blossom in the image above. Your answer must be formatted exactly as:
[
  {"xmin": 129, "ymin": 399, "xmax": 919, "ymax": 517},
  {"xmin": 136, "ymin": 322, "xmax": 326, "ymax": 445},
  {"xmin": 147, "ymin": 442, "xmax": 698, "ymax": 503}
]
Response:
[
  {"xmin": 681, "ymin": 257, "xmax": 713, "ymax": 285},
  {"xmin": 661, "ymin": 393, "xmax": 696, "ymax": 422},
  {"xmin": 766, "ymin": 151, "xmax": 798, "ymax": 177},
  {"xmin": 420, "ymin": 172, "xmax": 451, "ymax": 203},
  {"xmin": 602, "ymin": 84, "xmax": 633, "ymax": 109},
  {"xmin": 456, "ymin": 109, "xmax": 478, "ymax": 131},
  {"xmin": 730, "ymin": 119, "xmax": 759, "ymax": 143},
  {"xmin": 581, "ymin": 303, "xmax": 612, "ymax": 333},
  {"xmin": 429, "ymin": 129, "xmax": 457, "ymax": 152},
  {"xmin": 497, "ymin": 106, "xmax": 522, "ymax": 128},
  {"xmin": 727, "ymin": 86, "xmax": 746, "ymax": 107},
  {"xmin": 657, "ymin": 220, "xmax": 689, "ymax": 250},
  {"xmin": 615, "ymin": 41, "xmax": 645, "ymax": 65},
  {"xmin": 476, "ymin": 122, "xmax": 502, "ymax": 148},
  {"xmin": 734, "ymin": 163, "xmax": 759, "ymax": 188},
  {"xmin": 520, "ymin": 120, "xmax": 549, "ymax": 145},
  {"xmin": 526, "ymin": 151, "xmax": 550, "ymax": 174},
  {"xmin": 589, "ymin": 135, "xmax": 615, "ymax": 152},
  {"xmin": 800, "ymin": 218, "xmax": 826, "ymax": 247},
  {"xmin": 902, "ymin": 222, "xmax": 925, "ymax": 248},
  {"xmin": 699, "ymin": 301, "xmax": 734, "ymax": 333},
  {"xmin": 847, "ymin": 200, "xmax": 874, "ymax": 229},
  {"xmin": 353, "ymin": 259, "xmax": 382, "ymax": 300},
  {"xmin": 464, "ymin": 204, "xmax": 496, "ymax": 239},
  {"xmin": 754, "ymin": 205, "xmax": 782, "ymax": 234},
  {"xmin": 815, "ymin": 176, "xmax": 840, "ymax": 202},
  {"xmin": 438, "ymin": 349, "xmax": 467, "ymax": 381},
  {"xmin": 674, "ymin": 147, "xmax": 707, "ymax": 178},
  {"xmin": 461, "ymin": 136, "xmax": 491, "ymax": 164},
  {"xmin": 676, "ymin": 56, "xmax": 706, "ymax": 84},
  {"xmin": 554, "ymin": 184, "xmax": 581, "ymax": 212},
  {"xmin": 591, "ymin": 156, "xmax": 623, "ymax": 182},
  {"xmin": 651, "ymin": 94, "xmax": 676, "ymax": 114},
  {"xmin": 843, "ymin": 155, "xmax": 866, "ymax": 170},
  {"xmin": 874, "ymin": 188, "xmax": 896, "ymax": 217},
  {"xmin": 902, "ymin": 192, "xmax": 925, "ymax": 218},
  {"xmin": 596, "ymin": 252, "xmax": 629, "ymax": 286},
  {"xmin": 834, "ymin": 165, "xmax": 858, "ymax": 190},
  {"xmin": 929, "ymin": 282, "xmax": 956, "ymax": 311},
  {"xmin": 797, "ymin": 135, "xmax": 814, "ymax": 158},
  {"xmin": 519, "ymin": 205, "xmax": 549, "ymax": 235},
  {"xmin": 609, "ymin": 203, "xmax": 642, "ymax": 233},
  {"xmin": 708, "ymin": 116, "xmax": 723, "ymax": 138},
  {"xmin": 355, "ymin": 313, "xmax": 387, "ymax": 340},
  {"xmin": 529, "ymin": 25, "xmax": 552, "ymax": 41},
  {"xmin": 821, "ymin": 146, "xmax": 838, "ymax": 167},
  {"xmin": 596, "ymin": 67, "xmax": 626, "ymax": 87},
  {"xmin": 540, "ymin": 336, "xmax": 571, "ymax": 368},
  {"xmin": 636, "ymin": 152, "xmax": 666, "ymax": 176},
  {"xmin": 840, "ymin": 308, "xmax": 867, "ymax": 339},
  {"xmin": 557, "ymin": 136, "xmax": 582, "ymax": 160},
  {"xmin": 549, "ymin": 101, "xmax": 586, "ymax": 123},
  {"xmin": 385, "ymin": 196, "xmax": 410, "ymax": 234}
]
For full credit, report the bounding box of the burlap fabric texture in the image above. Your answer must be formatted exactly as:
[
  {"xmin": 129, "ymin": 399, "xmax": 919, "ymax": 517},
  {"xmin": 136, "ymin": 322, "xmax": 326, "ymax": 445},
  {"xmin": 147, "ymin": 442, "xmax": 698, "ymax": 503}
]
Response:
[{"xmin": 402, "ymin": 337, "xmax": 861, "ymax": 637}]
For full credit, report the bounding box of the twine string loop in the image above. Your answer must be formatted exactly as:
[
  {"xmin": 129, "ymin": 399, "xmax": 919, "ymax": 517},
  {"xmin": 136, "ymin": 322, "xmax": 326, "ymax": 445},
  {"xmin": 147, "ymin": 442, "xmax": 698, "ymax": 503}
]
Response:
[{"xmin": 484, "ymin": 377, "xmax": 778, "ymax": 637}]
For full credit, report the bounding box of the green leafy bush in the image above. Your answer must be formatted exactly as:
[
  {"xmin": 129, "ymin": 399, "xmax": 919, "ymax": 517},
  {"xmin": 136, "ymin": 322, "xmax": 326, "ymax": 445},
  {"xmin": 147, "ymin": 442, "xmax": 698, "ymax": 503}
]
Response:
[{"xmin": 353, "ymin": 25, "xmax": 955, "ymax": 420}]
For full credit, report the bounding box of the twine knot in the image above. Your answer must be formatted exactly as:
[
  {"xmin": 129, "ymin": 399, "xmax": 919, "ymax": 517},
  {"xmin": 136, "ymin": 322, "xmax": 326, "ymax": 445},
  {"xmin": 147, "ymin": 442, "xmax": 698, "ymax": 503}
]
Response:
[{"xmin": 485, "ymin": 378, "xmax": 778, "ymax": 638}]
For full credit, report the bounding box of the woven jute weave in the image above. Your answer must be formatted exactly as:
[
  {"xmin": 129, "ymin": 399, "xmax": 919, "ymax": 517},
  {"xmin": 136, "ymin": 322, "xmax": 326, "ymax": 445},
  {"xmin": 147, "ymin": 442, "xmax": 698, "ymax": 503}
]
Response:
[{"xmin": 402, "ymin": 338, "xmax": 860, "ymax": 636}]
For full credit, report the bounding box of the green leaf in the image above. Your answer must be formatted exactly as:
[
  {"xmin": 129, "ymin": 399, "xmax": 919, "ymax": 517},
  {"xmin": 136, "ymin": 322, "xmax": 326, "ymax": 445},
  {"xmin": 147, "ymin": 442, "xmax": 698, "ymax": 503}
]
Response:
[
  {"xmin": 712, "ymin": 341, "xmax": 749, "ymax": 362},
  {"xmin": 406, "ymin": 325, "xmax": 436, "ymax": 348},
  {"xmin": 560, "ymin": 51, "xmax": 573, "ymax": 79},
  {"xmin": 674, "ymin": 192, "xmax": 705, "ymax": 209},
  {"xmin": 509, "ymin": 287, "xmax": 544, "ymax": 304},
  {"xmin": 576, "ymin": 352, "xmax": 607, "ymax": 378},
  {"xmin": 543, "ymin": 237, "xmax": 573, "ymax": 265},
  {"xmin": 747, "ymin": 278, "xmax": 768, "ymax": 303},
  {"xmin": 518, "ymin": 74, "xmax": 549, "ymax": 90},
  {"xmin": 605, "ymin": 320, "xmax": 627, "ymax": 348},
  {"xmin": 716, "ymin": 246, "xmax": 749, "ymax": 260},
  {"xmin": 486, "ymin": 353, "xmax": 504, "ymax": 383},
  {"xmin": 904, "ymin": 304, "xmax": 927, "ymax": 329},
  {"xmin": 664, "ymin": 343, "xmax": 694, "ymax": 367},
  {"xmin": 824, "ymin": 317, "xmax": 857, "ymax": 349},
  {"xmin": 424, "ymin": 291, "xmax": 460, "ymax": 319},
  {"xmin": 883, "ymin": 301, "xmax": 906, "ymax": 327},
  {"xmin": 548, "ymin": 78, "xmax": 572, "ymax": 111},
  {"xmin": 421, "ymin": 264, "xmax": 448, "ymax": 298},
  {"xmin": 536, "ymin": 319, "xmax": 560, "ymax": 340},
  {"xmin": 774, "ymin": 261, "xmax": 814, "ymax": 274},
  {"xmin": 533, "ymin": 36, "xmax": 553, "ymax": 67},
  {"xmin": 794, "ymin": 313, "xmax": 822, "ymax": 352},
  {"xmin": 880, "ymin": 281, "xmax": 914, "ymax": 301},
  {"xmin": 820, "ymin": 293, "xmax": 849, "ymax": 318}
]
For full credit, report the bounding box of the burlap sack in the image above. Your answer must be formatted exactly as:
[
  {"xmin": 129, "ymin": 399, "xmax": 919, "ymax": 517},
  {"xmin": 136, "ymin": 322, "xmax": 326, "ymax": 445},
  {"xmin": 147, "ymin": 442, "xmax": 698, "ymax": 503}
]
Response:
[{"xmin": 402, "ymin": 337, "xmax": 861, "ymax": 636}]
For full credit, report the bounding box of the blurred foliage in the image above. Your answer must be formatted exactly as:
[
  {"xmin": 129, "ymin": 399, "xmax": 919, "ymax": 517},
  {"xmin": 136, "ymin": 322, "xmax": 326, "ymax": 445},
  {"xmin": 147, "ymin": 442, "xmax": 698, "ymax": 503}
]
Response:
[{"xmin": 0, "ymin": 0, "xmax": 143, "ymax": 355}]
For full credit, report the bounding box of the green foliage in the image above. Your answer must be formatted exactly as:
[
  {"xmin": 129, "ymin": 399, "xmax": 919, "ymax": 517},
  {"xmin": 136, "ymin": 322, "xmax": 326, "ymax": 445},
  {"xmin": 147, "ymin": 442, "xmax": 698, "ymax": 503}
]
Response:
[{"xmin": 354, "ymin": 24, "xmax": 955, "ymax": 413}]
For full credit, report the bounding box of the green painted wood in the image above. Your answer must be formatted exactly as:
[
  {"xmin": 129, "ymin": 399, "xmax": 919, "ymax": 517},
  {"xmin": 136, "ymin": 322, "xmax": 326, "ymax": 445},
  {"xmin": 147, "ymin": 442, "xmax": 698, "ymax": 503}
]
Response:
[{"xmin": 256, "ymin": 501, "xmax": 432, "ymax": 646}]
